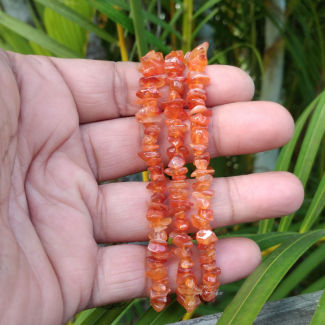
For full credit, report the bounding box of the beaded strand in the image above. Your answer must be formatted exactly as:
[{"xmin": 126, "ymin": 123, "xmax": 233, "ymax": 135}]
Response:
[
  {"xmin": 162, "ymin": 50, "xmax": 201, "ymax": 313},
  {"xmin": 185, "ymin": 42, "xmax": 221, "ymax": 302},
  {"xmin": 136, "ymin": 50, "xmax": 171, "ymax": 312}
]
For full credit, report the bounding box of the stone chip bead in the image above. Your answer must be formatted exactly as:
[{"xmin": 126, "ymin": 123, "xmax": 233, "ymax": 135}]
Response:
[
  {"xmin": 136, "ymin": 50, "xmax": 171, "ymax": 312},
  {"xmin": 186, "ymin": 42, "xmax": 221, "ymax": 302},
  {"xmin": 163, "ymin": 50, "xmax": 200, "ymax": 313}
]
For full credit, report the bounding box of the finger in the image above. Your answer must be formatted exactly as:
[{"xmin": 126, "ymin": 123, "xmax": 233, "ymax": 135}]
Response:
[
  {"xmin": 91, "ymin": 172, "xmax": 303, "ymax": 243},
  {"xmin": 81, "ymin": 101, "xmax": 294, "ymax": 182},
  {"xmin": 88, "ymin": 237, "xmax": 261, "ymax": 307},
  {"xmin": 50, "ymin": 58, "xmax": 254, "ymax": 123}
]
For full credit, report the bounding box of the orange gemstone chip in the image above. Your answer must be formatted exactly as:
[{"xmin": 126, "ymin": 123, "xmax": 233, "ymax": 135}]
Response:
[
  {"xmin": 136, "ymin": 50, "xmax": 171, "ymax": 312},
  {"xmin": 186, "ymin": 42, "xmax": 220, "ymax": 302}
]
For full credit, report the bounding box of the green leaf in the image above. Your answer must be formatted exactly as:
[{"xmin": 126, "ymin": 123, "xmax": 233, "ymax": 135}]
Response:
[
  {"xmin": 192, "ymin": 8, "xmax": 218, "ymax": 39},
  {"xmin": 74, "ymin": 309, "xmax": 107, "ymax": 325},
  {"xmin": 310, "ymin": 290, "xmax": 325, "ymax": 325},
  {"xmin": 218, "ymin": 232, "xmax": 299, "ymax": 252},
  {"xmin": 302, "ymin": 275, "xmax": 325, "ymax": 294},
  {"xmin": 29, "ymin": 41, "xmax": 52, "ymax": 56},
  {"xmin": 192, "ymin": 0, "xmax": 221, "ymax": 19},
  {"xmin": 34, "ymin": 0, "xmax": 117, "ymax": 44},
  {"xmin": 43, "ymin": 0, "xmax": 93, "ymax": 56},
  {"xmin": 209, "ymin": 43, "xmax": 264, "ymax": 77},
  {"xmin": 0, "ymin": 25, "xmax": 35, "ymax": 54},
  {"xmin": 216, "ymin": 230, "xmax": 325, "ymax": 325},
  {"xmin": 299, "ymin": 174, "xmax": 325, "ymax": 233},
  {"xmin": 145, "ymin": 11, "xmax": 182, "ymax": 41},
  {"xmin": 270, "ymin": 243, "xmax": 325, "ymax": 301},
  {"xmin": 300, "ymin": 173, "xmax": 325, "ymax": 233},
  {"xmin": 259, "ymin": 93, "xmax": 322, "ymax": 234},
  {"xmin": 86, "ymin": 0, "xmax": 170, "ymax": 53},
  {"xmin": 279, "ymin": 90, "xmax": 325, "ymax": 231},
  {"xmin": 160, "ymin": 7, "xmax": 183, "ymax": 41},
  {"xmin": 74, "ymin": 300, "xmax": 133, "ymax": 325},
  {"xmin": 110, "ymin": 299, "xmax": 140, "ymax": 325},
  {"xmin": 101, "ymin": 0, "xmax": 182, "ymax": 40},
  {"xmin": 0, "ymin": 10, "xmax": 81, "ymax": 58},
  {"xmin": 130, "ymin": 0, "xmax": 148, "ymax": 57},
  {"xmin": 134, "ymin": 297, "xmax": 185, "ymax": 325},
  {"xmin": 0, "ymin": 39, "xmax": 13, "ymax": 51}
]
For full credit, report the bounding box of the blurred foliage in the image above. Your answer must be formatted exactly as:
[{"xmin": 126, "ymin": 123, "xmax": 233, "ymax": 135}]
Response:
[{"xmin": 1, "ymin": 0, "xmax": 325, "ymax": 324}]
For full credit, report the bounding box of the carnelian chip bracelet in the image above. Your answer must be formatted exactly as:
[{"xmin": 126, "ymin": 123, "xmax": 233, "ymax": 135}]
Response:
[
  {"xmin": 186, "ymin": 42, "xmax": 221, "ymax": 302},
  {"xmin": 162, "ymin": 50, "xmax": 201, "ymax": 313},
  {"xmin": 136, "ymin": 50, "xmax": 171, "ymax": 312}
]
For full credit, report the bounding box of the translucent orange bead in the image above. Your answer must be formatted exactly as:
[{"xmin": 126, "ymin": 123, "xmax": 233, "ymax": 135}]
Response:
[
  {"xmin": 164, "ymin": 167, "xmax": 188, "ymax": 176},
  {"xmin": 179, "ymin": 258, "xmax": 195, "ymax": 269},
  {"xmin": 187, "ymin": 71, "xmax": 210, "ymax": 85},
  {"xmin": 140, "ymin": 76, "xmax": 166, "ymax": 88},
  {"xmin": 166, "ymin": 146, "xmax": 189, "ymax": 159},
  {"xmin": 174, "ymin": 218, "xmax": 190, "ymax": 231},
  {"xmin": 145, "ymin": 267, "xmax": 168, "ymax": 280},
  {"xmin": 201, "ymin": 261, "xmax": 218, "ymax": 271},
  {"xmin": 172, "ymin": 247, "xmax": 192, "ymax": 258},
  {"xmin": 189, "ymin": 113, "xmax": 210, "ymax": 126},
  {"xmin": 196, "ymin": 229, "xmax": 218, "ymax": 245}
]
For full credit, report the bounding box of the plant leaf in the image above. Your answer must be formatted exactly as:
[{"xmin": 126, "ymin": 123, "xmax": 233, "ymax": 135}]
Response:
[
  {"xmin": 270, "ymin": 243, "xmax": 325, "ymax": 301},
  {"xmin": 130, "ymin": 0, "xmax": 148, "ymax": 57},
  {"xmin": 34, "ymin": 0, "xmax": 117, "ymax": 44},
  {"xmin": 192, "ymin": 0, "xmax": 221, "ymax": 20},
  {"xmin": 42, "ymin": 0, "xmax": 93, "ymax": 56},
  {"xmin": 0, "ymin": 10, "xmax": 81, "ymax": 58},
  {"xmin": 218, "ymin": 232, "xmax": 299, "ymax": 252},
  {"xmin": 74, "ymin": 309, "xmax": 107, "ymax": 325},
  {"xmin": 0, "ymin": 39, "xmax": 13, "ymax": 51},
  {"xmin": 0, "ymin": 25, "xmax": 35, "ymax": 54},
  {"xmin": 259, "ymin": 92, "xmax": 322, "ymax": 233},
  {"xmin": 209, "ymin": 43, "xmax": 264, "ymax": 76},
  {"xmin": 216, "ymin": 230, "xmax": 325, "ymax": 325},
  {"xmin": 101, "ymin": 0, "xmax": 182, "ymax": 40},
  {"xmin": 134, "ymin": 297, "xmax": 186, "ymax": 325},
  {"xmin": 302, "ymin": 275, "xmax": 325, "ymax": 294},
  {"xmin": 299, "ymin": 173, "xmax": 325, "ymax": 233},
  {"xmin": 85, "ymin": 0, "xmax": 170, "ymax": 53},
  {"xmin": 310, "ymin": 289, "xmax": 325, "ymax": 325},
  {"xmin": 192, "ymin": 8, "xmax": 218, "ymax": 39},
  {"xmin": 279, "ymin": 90, "xmax": 325, "ymax": 231}
]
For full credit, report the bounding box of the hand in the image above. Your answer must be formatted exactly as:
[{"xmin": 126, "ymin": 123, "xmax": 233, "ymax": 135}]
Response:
[{"xmin": 0, "ymin": 50, "xmax": 303, "ymax": 324}]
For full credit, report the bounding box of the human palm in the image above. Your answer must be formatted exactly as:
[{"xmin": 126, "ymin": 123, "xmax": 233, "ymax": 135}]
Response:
[{"xmin": 0, "ymin": 50, "xmax": 303, "ymax": 324}]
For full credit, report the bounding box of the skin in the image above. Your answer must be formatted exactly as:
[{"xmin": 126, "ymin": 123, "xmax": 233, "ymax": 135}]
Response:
[{"xmin": 0, "ymin": 49, "xmax": 304, "ymax": 325}]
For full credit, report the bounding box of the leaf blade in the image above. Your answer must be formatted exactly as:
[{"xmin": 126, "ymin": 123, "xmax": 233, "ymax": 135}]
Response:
[
  {"xmin": 34, "ymin": 0, "xmax": 117, "ymax": 44},
  {"xmin": 299, "ymin": 173, "xmax": 325, "ymax": 233},
  {"xmin": 0, "ymin": 10, "xmax": 81, "ymax": 58},
  {"xmin": 279, "ymin": 90, "xmax": 325, "ymax": 231},
  {"xmin": 216, "ymin": 230, "xmax": 325, "ymax": 325},
  {"xmin": 259, "ymin": 93, "xmax": 322, "ymax": 233}
]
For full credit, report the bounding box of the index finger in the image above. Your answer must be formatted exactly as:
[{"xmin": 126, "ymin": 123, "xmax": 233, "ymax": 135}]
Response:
[{"xmin": 50, "ymin": 58, "xmax": 255, "ymax": 124}]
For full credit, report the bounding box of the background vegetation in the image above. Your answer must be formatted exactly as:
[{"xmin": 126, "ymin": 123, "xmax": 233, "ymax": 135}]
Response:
[{"xmin": 1, "ymin": 0, "xmax": 325, "ymax": 324}]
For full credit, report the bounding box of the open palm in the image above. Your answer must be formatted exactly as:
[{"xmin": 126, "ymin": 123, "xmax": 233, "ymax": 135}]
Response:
[{"xmin": 0, "ymin": 50, "xmax": 303, "ymax": 324}]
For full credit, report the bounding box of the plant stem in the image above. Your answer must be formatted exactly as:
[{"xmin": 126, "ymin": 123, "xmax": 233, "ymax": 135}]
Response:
[
  {"xmin": 170, "ymin": 0, "xmax": 177, "ymax": 50},
  {"xmin": 182, "ymin": 0, "xmax": 192, "ymax": 53}
]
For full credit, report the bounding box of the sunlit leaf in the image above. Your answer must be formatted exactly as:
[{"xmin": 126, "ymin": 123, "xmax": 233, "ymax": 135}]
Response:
[
  {"xmin": 34, "ymin": 0, "xmax": 117, "ymax": 44},
  {"xmin": 0, "ymin": 10, "xmax": 80, "ymax": 58}
]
